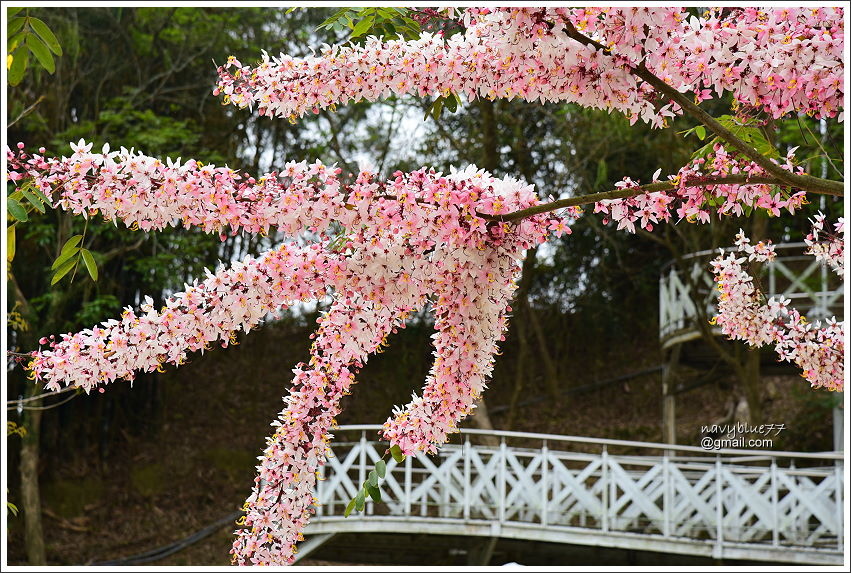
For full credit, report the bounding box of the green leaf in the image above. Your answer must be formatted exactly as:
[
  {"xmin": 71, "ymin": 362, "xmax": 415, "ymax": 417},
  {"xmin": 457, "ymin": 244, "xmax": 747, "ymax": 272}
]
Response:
[
  {"xmin": 50, "ymin": 246, "xmax": 79, "ymax": 270},
  {"xmin": 351, "ymin": 15, "xmax": 375, "ymax": 38},
  {"xmin": 426, "ymin": 97, "xmax": 444, "ymax": 121},
  {"xmin": 7, "ymin": 7, "xmax": 23, "ymax": 18},
  {"xmin": 694, "ymin": 125, "xmax": 706, "ymax": 141},
  {"xmin": 28, "ymin": 17, "xmax": 62, "ymax": 56},
  {"xmin": 444, "ymin": 94, "xmax": 458, "ymax": 113},
  {"xmin": 7, "ymin": 16, "xmax": 25, "ymax": 36},
  {"xmin": 51, "ymin": 257, "xmax": 77, "ymax": 285},
  {"xmin": 80, "ymin": 249, "xmax": 98, "ymax": 281},
  {"xmin": 379, "ymin": 22, "xmax": 396, "ymax": 38},
  {"xmin": 318, "ymin": 9, "xmax": 349, "ymax": 30},
  {"xmin": 8, "ymin": 45, "xmax": 29, "ymax": 86},
  {"xmin": 7, "ymin": 198, "xmax": 28, "ymax": 221},
  {"xmin": 375, "ymin": 459, "xmax": 386, "ymax": 478},
  {"xmin": 26, "ymin": 34, "xmax": 55, "ymax": 74},
  {"xmin": 31, "ymin": 186, "xmax": 50, "ymax": 205},
  {"xmin": 365, "ymin": 484, "xmax": 381, "ymax": 502},
  {"xmin": 7, "ymin": 225, "xmax": 16, "ymax": 262},
  {"xmin": 344, "ymin": 497, "xmax": 357, "ymax": 517},
  {"xmin": 368, "ymin": 470, "xmax": 378, "ymax": 488},
  {"xmin": 60, "ymin": 234, "xmax": 83, "ymax": 254},
  {"xmin": 20, "ymin": 188, "xmax": 45, "ymax": 213},
  {"xmin": 8, "ymin": 28, "xmax": 27, "ymax": 51},
  {"xmin": 390, "ymin": 444, "xmax": 405, "ymax": 463},
  {"xmin": 355, "ymin": 489, "xmax": 366, "ymax": 511}
]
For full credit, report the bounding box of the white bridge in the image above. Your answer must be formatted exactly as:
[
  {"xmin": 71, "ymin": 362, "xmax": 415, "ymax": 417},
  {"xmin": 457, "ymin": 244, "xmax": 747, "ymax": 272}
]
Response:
[{"xmin": 300, "ymin": 425, "xmax": 844, "ymax": 565}]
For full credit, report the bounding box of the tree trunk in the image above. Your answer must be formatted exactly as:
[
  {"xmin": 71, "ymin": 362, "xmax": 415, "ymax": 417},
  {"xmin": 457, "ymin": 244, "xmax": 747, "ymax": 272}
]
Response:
[
  {"xmin": 9, "ymin": 273, "xmax": 47, "ymax": 565},
  {"xmin": 477, "ymin": 99, "xmax": 499, "ymax": 173},
  {"xmin": 469, "ymin": 398, "xmax": 499, "ymax": 447},
  {"xmin": 740, "ymin": 348, "xmax": 762, "ymax": 425},
  {"xmin": 738, "ymin": 212, "xmax": 767, "ymax": 425},
  {"xmin": 523, "ymin": 295, "xmax": 560, "ymax": 399},
  {"xmin": 20, "ymin": 402, "xmax": 46, "ymax": 565},
  {"xmin": 506, "ymin": 304, "xmax": 529, "ymax": 429}
]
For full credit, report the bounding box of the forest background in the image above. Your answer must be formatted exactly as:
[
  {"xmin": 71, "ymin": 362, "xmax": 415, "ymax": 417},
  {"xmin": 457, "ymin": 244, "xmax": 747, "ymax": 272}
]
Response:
[{"xmin": 4, "ymin": 6, "xmax": 844, "ymax": 566}]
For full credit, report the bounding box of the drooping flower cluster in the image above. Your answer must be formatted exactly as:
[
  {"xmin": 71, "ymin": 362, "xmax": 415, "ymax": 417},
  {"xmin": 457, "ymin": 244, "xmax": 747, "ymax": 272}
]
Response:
[
  {"xmin": 29, "ymin": 242, "xmax": 342, "ymax": 392},
  {"xmin": 710, "ymin": 229, "xmax": 844, "ymax": 391},
  {"xmin": 10, "ymin": 141, "xmax": 562, "ymax": 565},
  {"xmin": 216, "ymin": 7, "xmax": 843, "ymax": 126},
  {"xmin": 595, "ymin": 144, "xmax": 807, "ymax": 233},
  {"xmin": 805, "ymin": 212, "xmax": 845, "ymax": 278},
  {"xmin": 382, "ymin": 245, "xmax": 520, "ymax": 454},
  {"xmin": 232, "ymin": 289, "xmax": 427, "ymax": 565}
]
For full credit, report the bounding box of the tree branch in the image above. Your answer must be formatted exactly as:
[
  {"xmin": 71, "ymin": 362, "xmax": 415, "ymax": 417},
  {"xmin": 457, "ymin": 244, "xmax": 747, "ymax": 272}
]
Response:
[
  {"xmin": 479, "ymin": 174, "xmax": 811, "ymax": 222},
  {"xmin": 561, "ymin": 22, "xmax": 845, "ymax": 198}
]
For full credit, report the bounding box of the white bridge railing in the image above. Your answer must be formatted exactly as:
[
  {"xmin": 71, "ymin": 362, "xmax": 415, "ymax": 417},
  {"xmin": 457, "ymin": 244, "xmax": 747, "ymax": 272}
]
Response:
[
  {"xmin": 659, "ymin": 242, "xmax": 844, "ymax": 346},
  {"xmin": 309, "ymin": 426, "xmax": 843, "ymax": 564}
]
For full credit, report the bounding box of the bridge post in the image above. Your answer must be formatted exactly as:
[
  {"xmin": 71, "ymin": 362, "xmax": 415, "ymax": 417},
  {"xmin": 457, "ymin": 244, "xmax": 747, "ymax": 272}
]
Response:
[
  {"xmin": 541, "ymin": 441, "xmax": 549, "ymax": 527},
  {"xmin": 404, "ymin": 454, "xmax": 412, "ymax": 517},
  {"xmin": 464, "ymin": 436, "xmax": 471, "ymax": 521},
  {"xmin": 498, "ymin": 438, "xmax": 507, "ymax": 524},
  {"xmin": 662, "ymin": 344, "xmax": 680, "ymax": 445},
  {"xmin": 359, "ymin": 431, "xmax": 368, "ymax": 514},
  {"xmin": 771, "ymin": 459, "xmax": 779, "ymax": 546},
  {"xmin": 714, "ymin": 457, "xmax": 724, "ymax": 560},
  {"xmin": 601, "ymin": 445, "xmax": 609, "ymax": 533},
  {"xmin": 662, "ymin": 454, "xmax": 670, "ymax": 538}
]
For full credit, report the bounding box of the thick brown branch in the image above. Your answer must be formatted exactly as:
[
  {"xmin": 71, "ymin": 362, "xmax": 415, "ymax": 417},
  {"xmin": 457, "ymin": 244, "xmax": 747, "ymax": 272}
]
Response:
[
  {"xmin": 561, "ymin": 22, "xmax": 845, "ymax": 198},
  {"xmin": 479, "ymin": 174, "xmax": 793, "ymax": 222}
]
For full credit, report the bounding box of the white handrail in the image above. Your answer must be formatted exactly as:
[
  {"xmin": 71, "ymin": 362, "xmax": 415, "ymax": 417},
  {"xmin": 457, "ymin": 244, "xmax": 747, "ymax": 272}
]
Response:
[{"xmin": 331, "ymin": 424, "xmax": 843, "ymax": 460}]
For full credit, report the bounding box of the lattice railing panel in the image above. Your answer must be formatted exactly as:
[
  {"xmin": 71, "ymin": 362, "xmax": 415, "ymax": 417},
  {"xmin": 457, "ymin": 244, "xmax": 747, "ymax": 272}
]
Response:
[{"xmin": 313, "ymin": 428, "xmax": 843, "ymax": 560}]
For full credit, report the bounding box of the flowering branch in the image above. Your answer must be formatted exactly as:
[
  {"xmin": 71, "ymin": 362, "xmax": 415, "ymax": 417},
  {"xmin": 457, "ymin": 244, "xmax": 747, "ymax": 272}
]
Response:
[
  {"xmin": 559, "ymin": 20, "xmax": 844, "ymax": 198},
  {"xmin": 479, "ymin": 174, "xmax": 811, "ymax": 222}
]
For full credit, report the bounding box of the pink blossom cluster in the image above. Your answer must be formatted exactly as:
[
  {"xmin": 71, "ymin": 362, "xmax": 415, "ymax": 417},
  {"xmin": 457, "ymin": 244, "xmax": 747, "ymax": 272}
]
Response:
[
  {"xmin": 710, "ymin": 230, "xmax": 844, "ymax": 391},
  {"xmin": 382, "ymin": 246, "xmax": 520, "ymax": 454},
  {"xmin": 231, "ymin": 292, "xmax": 425, "ymax": 565},
  {"xmin": 28, "ymin": 242, "xmax": 342, "ymax": 392},
  {"xmin": 594, "ymin": 144, "xmax": 807, "ymax": 233},
  {"xmin": 215, "ymin": 7, "xmax": 843, "ymax": 126},
  {"xmin": 554, "ymin": 7, "xmax": 844, "ymax": 118},
  {"xmin": 7, "ymin": 142, "xmax": 554, "ymax": 250},
  {"xmin": 10, "ymin": 142, "xmax": 563, "ymax": 564},
  {"xmin": 805, "ymin": 211, "xmax": 845, "ymax": 278}
]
